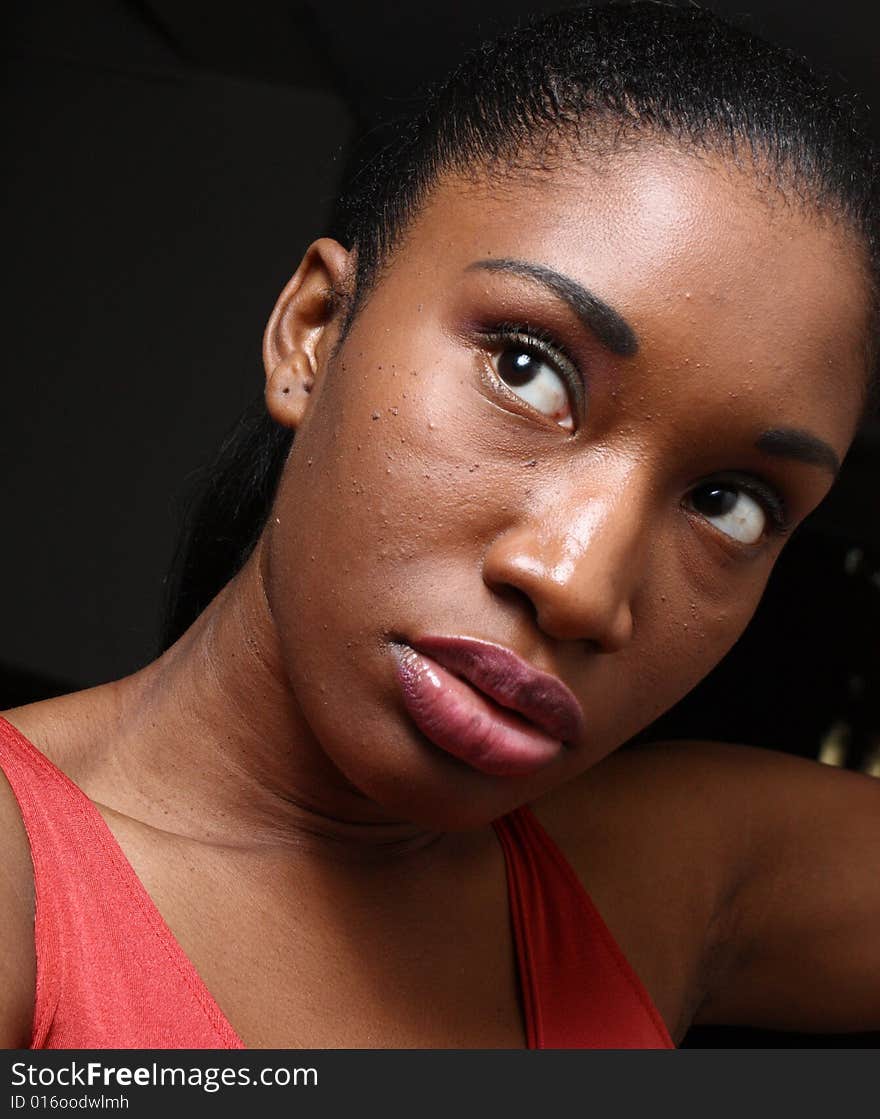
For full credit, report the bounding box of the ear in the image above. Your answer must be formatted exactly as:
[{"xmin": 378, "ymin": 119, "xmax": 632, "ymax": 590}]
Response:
[{"xmin": 263, "ymin": 238, "xmax": 353, "ymax": 430}]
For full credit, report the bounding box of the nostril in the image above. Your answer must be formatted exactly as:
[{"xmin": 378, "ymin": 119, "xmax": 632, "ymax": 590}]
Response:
[
  {"xmin": 481, "ymin": 520, "xmax": 640, "ymax": 650},
  {"xmin": 485, "ymin": 580, "xmax": 540, "ymax": 626}
]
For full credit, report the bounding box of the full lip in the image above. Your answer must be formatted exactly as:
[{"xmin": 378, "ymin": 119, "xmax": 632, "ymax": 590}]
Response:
[{"xmin": 402, "ymin": 634, "xmax": 584, "ymax": 744}]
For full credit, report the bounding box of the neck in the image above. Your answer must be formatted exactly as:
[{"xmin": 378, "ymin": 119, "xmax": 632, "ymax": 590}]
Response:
[{"xmin": 98, "ymin": 542, "xmax": 444, "ymax": 861}]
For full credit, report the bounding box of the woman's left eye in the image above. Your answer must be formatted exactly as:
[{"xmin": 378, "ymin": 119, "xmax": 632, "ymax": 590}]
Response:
[
  {"xmin": 485, "ymin": 332, "xmax": 577, "ymax": 431},
  {"xmin": 687, "ymin": 483, "xmax": 773, "ymax": 545}
]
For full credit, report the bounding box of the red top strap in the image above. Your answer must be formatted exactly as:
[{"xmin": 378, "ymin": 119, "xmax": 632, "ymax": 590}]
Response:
[
  {"xmin": 492, "ymin": 806, "xmax": 674, "ymax": 1048},
  {"xmin": 0, "ymin": 716, "xmax": 243, "ymax": 1049}
]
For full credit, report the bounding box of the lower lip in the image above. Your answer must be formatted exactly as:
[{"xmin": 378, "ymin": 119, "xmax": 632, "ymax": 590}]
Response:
[{"xmin": 393, "ymin": 646, "xmax": 563, "ymax": 777}]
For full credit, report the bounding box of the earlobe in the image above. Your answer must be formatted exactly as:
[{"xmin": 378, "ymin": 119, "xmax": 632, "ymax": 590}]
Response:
[
  {"xmin": 265, "ymin": 353, "xmax": 315, "ymax": 429},
  {"xmin": 262, "ymin": 238, "xmax": 352, "ymax": 430}
]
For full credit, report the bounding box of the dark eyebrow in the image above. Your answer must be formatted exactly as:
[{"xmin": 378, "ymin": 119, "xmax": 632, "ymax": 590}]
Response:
[
  {"xmin": 466, "ymin": 258, "xmax": 639, "ymax": 357},
  {"xmin": 467, "ymin": 259, "xmax": 841, "ymax": 474},
  {"xmin": 756, "ymin": 428, "xmax": 841, "ymax": 476}
]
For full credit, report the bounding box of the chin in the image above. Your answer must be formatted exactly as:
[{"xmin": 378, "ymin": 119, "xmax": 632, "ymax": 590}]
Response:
[{"xmin": 344, "ymin": 738, "xmax": 571, "ymax": 833}]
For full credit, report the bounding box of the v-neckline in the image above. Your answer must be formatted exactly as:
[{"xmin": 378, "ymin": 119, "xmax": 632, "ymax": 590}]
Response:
[{"xmin": 3, "ymin": 715, "xmax": 536, "ymax": 1050}]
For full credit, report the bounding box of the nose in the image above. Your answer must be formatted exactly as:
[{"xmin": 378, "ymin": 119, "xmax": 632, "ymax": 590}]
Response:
[{"xmin": 481, "ymin": 487, "xmax": 649, "ymax": 652}]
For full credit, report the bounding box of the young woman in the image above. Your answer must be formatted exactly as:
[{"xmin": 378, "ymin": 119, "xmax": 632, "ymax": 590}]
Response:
[{"xmin": 1, "ymin": 2, "xmax": 878, "ymax": 1049}]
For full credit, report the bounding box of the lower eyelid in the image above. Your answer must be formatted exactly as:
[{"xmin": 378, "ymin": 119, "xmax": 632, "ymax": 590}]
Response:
[{"xmin": 681, "ymin": 503, "xmax": 767, "ymax": 554}]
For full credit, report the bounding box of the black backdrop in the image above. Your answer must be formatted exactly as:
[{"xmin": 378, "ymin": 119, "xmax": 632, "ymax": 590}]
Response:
[{"xmin": 5, "ymin": 0, "xmax": 880, "ymax": 1047}]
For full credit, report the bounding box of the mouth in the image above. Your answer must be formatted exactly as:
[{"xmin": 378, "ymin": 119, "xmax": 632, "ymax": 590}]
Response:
[{"xmin": 391, "ymin": 635, "xmax": 584, "ymax": 778}]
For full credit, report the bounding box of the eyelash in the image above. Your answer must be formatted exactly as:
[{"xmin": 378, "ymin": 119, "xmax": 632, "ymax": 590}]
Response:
[
  {"xmin": 479, "ymin": 321, "xmax": 585, "ymax": 419},
  {"xmin": 476, "ymin": 322, "xmax": 792, "ymax": 541}
]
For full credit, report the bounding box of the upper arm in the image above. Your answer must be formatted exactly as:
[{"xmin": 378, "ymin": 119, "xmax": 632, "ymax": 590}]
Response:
[
  {"xmin": 0, "ymin": 768, "xmax": 37, "ymax": 1047},
  {"xmin": 685, "ymin": 743, "xmax": 880, "ymax": 1034}
]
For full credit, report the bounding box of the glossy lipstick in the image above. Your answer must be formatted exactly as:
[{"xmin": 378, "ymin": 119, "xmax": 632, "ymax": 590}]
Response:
[{"xmin": 393, "ymin": 636, "xmax": 584, "ymax": 777}]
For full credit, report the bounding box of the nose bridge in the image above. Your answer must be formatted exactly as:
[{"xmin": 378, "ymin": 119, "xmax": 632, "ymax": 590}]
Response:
[{"xmin": 482, "ymin": 462, "xmax": 652, "ymax": 649}]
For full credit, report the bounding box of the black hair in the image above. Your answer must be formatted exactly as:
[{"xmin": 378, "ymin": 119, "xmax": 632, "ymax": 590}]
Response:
[{"xmin": 160, "ymin": 0, "xmax": 879, "ymax": 650}]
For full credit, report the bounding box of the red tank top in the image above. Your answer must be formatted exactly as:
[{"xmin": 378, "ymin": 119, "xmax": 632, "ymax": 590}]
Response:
[{"xmin": 0, "ymin": 715, "xmax": 673, "ymax": 1049}]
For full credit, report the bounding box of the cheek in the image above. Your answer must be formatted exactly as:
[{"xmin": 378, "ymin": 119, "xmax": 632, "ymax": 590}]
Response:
[
  {"xmin": 568, "ymin": 540, "xmax": 773, "ymax": 756},
  {"xmin": 260, "ymin": 360, "xmax": 567, "ymax": 824},
  {"xmin": 263, "ymin": 362, "xmax": 508, "ymax": 685},
  {"xmin": 624, "ymin": 577, "xmax": 766, "ymax": 732}
]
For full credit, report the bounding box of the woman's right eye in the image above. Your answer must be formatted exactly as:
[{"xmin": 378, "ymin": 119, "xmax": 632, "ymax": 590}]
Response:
[{"xmin": 483, "ymin": 329, "xmax": 580, "ymax": 431}]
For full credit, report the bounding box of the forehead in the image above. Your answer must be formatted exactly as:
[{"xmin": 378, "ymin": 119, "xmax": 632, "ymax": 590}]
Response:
[{"xmin": 380, "ymin": 147, "xmax": 868, "ymax": 445}]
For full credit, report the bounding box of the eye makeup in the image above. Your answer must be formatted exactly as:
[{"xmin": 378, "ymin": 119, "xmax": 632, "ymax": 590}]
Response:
[{"xmin": 478, "ymin": 321, "xmax": 587, "ymax": 427}]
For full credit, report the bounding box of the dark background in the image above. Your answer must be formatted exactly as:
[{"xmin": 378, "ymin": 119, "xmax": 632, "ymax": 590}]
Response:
[{"xmin": 4, "ymin": 0, "xmax": 879, "ymax": 1046}]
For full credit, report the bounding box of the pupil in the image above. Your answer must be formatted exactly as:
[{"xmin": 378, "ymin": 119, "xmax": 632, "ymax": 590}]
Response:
[
  {"xmin": 498, "ymin": 349, "xmax": 537, "ymax": 385},
  {"xmin": 694, "ymin": 486, "xmax": 737, "ymax": 516}
]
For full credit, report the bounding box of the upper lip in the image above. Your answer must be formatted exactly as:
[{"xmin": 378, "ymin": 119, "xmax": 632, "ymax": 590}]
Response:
[{"xmin": 405, "ymin": 635, "xmax": 584, "ymax": 742}]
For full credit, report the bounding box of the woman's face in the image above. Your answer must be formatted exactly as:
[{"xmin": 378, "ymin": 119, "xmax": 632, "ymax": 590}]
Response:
[{"xmin": 262, "ymin": 147, "xmax": 869, "ymax": 829}]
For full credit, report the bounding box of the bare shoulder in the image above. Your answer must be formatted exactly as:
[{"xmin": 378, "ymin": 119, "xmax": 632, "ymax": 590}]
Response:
[
  {"xmin": 0, "ymin": 759, "xmax": 36, "ymax": 1047},
  {"xmin": 533, "ymin": 736, "xmax": 870, "ymax": 860},
  {"xmin": 572, "ymin": 737, "xmax": 880, "ymax": 862},
  {"xmin": 529, "ymin": 741, "xmax": 754, "ymax": 1040},
  {"xmin": 532, "ymin": 740, "xmax": 880, "ymax": 1038},
  {"xmin": 531, "ymin": 738, "xmax": 771, "ymax": 885}
]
